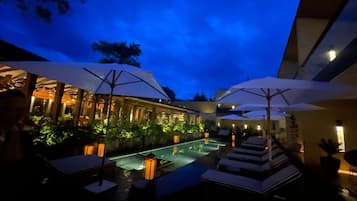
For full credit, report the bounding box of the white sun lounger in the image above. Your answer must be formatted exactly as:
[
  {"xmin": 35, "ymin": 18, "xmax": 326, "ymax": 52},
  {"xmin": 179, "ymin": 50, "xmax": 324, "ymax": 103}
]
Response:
[
  {"xmin": 232, "ymin": 144, "xmax": 279, "ymax": 156},
  {"xmin": 218, "ymin": 154, "xmax": 289, "ymax": 173},
  {"xmin": 49, "ymin": 155, "xmax": 115, "ymax": 175},
  {"xmin": 200, "ymin": 164, "xmax": 302, "ymax": 195},
  {"xmin": 244, "ymin": 136, "xmax": 268, "ymax": 145},
  {"xmin": 225, "ymin": 148, "xmax": 283, "ymax": 163}
]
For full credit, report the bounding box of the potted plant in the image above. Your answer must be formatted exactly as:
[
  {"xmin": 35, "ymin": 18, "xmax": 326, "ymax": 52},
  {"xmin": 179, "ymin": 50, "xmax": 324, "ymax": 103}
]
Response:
[{"xmin": 318, "ymin": 138, "xmax": 341, "ymax": 176}]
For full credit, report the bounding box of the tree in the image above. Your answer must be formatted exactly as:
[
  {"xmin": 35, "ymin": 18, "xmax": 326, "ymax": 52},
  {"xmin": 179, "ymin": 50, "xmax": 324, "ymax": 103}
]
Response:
[
  {"xmin": 162, "ymin": 86, "xmax": 176, "ymax": 101},
  {"xmin": 0, "ymin": 0, "xmax": 86, "ymax": 23},
  {"xmin": 92, "ymin": 41, "xmax": 142, "ymax": 67},
  {"xmin": 193, "ymin": 92, "xmax": 207, "ymax": 101}
]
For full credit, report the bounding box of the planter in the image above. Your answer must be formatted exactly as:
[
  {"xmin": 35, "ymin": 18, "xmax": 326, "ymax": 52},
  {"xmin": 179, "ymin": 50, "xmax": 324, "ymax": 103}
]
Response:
[{"xmin": 320, "ymin": 156, "xmax": 340, "ymax": 176}]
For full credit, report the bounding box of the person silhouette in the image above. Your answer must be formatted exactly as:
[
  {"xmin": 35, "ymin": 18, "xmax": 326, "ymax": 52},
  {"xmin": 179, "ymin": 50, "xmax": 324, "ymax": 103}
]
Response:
[{"xmin": 0, "ymin": 89, "xmax": 43, "ymax": 200}]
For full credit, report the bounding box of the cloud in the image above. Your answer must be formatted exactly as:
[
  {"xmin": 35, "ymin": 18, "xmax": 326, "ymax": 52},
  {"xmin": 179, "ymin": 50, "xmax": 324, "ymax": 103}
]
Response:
[{"xmin": 0, "ymin": 0, "xmax": 299, "ymax": 100}]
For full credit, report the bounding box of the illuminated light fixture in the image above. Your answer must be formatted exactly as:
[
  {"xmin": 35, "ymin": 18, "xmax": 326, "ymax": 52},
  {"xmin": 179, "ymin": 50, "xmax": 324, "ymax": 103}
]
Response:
[
  {"xmin": 232, "ymin": 134, "xmax": 236, "ymax": 142},
  {"xmin": 97, "ymin": 143, "xmax": 105, "ymax": 157},
  {"xmin": 204, "ymin": 139, "xmax": 209, "ymax": 144},
  {"xmin": 328, "ymin": 49, "xmax": 337, "ymax": 62},
  {"xmin": 204, "ymin": 131, "xmax": 209, "ymax": 138},
  {"xmin": 231, "ymin": 105, "xmax": 235, "ymax": 110},
  {"xmin": 173, "ymin": 135, "xmax": 180, "ymax": 144},
  {"xmin": 338, "ymin": 169, "xmax": 357, "ymax": 176},
  {"xmin": 232, "ymin": 123, "xmax": 235, "ymax": 129},
  {"xmin": 144, "ymin": 153, "xmax": 157, "ymax": 180},
  {"xmin": 244, "ymin": 124, "xmax": 248, "ymax": 129},
  {"xmin": 217, "ymin": 122, "xmax": 220, "ymax": 127},
  {"xmin": 257, "ymin": 125, "xmax": 261, "ymax": 130},
  {"xmin": 232, "ymin": 141, "xmax": 235, "ymax": 148},
  {"xmin": 336, "ymin": 120, "xmax": 345, "ymax": 152},
  {"xmin": 84, "ymin": 144, "xmax": 95, "ymax": 155},
  {"xmin": 217, "ymin": 103, "xmax": 221, "ymax": 108}
]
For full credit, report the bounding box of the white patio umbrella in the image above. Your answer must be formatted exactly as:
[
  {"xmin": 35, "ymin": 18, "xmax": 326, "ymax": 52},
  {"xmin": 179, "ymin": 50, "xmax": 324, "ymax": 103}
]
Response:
[
  {"xmin": 217, "ymin": 76, "xmax": 355, "ymax": 162},
  {"xmin": 219, "ymin": 114, "xmax": 248, "ymax": 120},
  {"xmin": 244, "ymin": 110, "xmax": 288, "ymax": 120},
  {"xmin": 1, "ymin": 61, "xmax": 169, "ymax": 191},
  {"xmin": 230, "ymin": 103, "xmax": 325, "ymax": 112},
  {"xmin": 1, "ymin": 61, "xmax": 169, "ymax": 121}
]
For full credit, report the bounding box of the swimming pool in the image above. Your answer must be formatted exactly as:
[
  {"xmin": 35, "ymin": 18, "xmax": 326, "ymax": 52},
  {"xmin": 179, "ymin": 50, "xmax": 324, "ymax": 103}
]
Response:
[{"xmin": 110, "ymin": 138, "xmax": 226, "ymax": 171}]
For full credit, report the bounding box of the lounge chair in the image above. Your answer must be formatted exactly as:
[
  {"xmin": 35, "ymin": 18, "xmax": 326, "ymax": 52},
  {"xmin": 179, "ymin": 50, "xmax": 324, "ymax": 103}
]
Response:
[
  {"xmin": 225, "ymin": 148, "xmax": 284, "ymax": 163},
  {"xmin": 49, "ymin": 155, "xmax": 115, "ymax": 176},
  {"xmin": 244, "ymin": 136, "xmax": 268, "ymax": 145},
  {"xmin": 232, "ymin": 144, "xmax": 279, "ymax": 156},
  {"xmin": 217, "ymin": 129, "xmax": 230, "ymax": 137},
  {"xmin": 218, "ymin": 154, "xmax": 289, "ymax": 174},
  {"xmin": 200, "ymin": 164, "xmax": 302, "ymax": 195}
]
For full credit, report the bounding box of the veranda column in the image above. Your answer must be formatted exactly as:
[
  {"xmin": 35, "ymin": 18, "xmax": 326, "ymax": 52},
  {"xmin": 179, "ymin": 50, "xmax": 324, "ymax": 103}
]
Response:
[
  {"xmin": 22, "ymin": 72, "xmax": 37, "ymax": 112},
  {"xmin": 51, "ymin": 82, "xmax": 65, "ymax": 123},
  {"xmin": 88, "ymin": 94, "xmax": 97, "ymax": 124},
  {"xmin": 73, "ymin": 88, "xmax": 84, "ymax": 126}
]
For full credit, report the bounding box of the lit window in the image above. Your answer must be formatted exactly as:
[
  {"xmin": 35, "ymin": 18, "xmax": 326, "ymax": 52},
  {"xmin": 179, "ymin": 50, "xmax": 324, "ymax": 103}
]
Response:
[{"xmin": 336, "ymin": 120, "xmax": 345, "ymax": 152}]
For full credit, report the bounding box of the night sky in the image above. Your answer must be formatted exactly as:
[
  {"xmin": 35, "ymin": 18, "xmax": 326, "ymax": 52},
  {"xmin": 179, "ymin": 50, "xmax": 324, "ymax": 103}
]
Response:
[{"xmin": 0, "ymin": 0, "xmax": 299, "ymax": 100}]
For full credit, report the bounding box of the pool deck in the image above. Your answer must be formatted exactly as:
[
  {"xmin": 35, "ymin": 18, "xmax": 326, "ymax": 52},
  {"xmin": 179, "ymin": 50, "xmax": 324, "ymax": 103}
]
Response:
[{"xmin": 16, "ymin": 140, "xmax": 357, "ymax": 201}]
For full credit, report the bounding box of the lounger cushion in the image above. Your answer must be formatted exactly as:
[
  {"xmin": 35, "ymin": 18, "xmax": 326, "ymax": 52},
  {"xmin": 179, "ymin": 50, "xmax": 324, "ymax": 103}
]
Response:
[
  {"xmin": 218, "ymin": 154, "xmax": 289, "ymax": 173},
  {"xmin": 200, "ymin": 164, "xmax": 301, "ymax": 194}
]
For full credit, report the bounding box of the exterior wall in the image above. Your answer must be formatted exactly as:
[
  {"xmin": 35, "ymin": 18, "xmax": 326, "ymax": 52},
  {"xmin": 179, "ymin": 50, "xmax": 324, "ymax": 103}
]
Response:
[
  {"xmin": 292, "ymin": 99, "xmax": 357, "ymax": 171},
  {"xmin": 278, "ymin": 60, "xmax": 299, "ymax": 78},
  {"xmin": 173, "ymin": 101, "xmax": 216, "ymax": 121},
  {"xmin": 296, "ymin": 18, "xmax": 329, "ymax": 65}
]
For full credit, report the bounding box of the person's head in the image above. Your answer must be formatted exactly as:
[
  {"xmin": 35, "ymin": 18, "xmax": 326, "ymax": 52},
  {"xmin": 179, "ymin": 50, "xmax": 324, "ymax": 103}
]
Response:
[{"xmin": 0, "ymin": 89, "xmax": 27, "ymax": 127}]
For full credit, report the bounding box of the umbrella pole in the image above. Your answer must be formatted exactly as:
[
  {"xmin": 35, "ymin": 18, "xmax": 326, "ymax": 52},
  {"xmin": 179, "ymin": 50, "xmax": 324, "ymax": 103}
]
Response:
[
  {"xmin": 266, "ymin": 89, "xmax": 272, "ymax": 165},
  {"xmin": 98, "ymin": 71, "xmax": 115, "ymax": 186}
]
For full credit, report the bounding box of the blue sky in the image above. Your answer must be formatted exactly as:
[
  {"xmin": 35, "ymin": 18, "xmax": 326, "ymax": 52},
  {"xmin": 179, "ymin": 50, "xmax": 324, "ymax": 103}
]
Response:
[{"xmin": 0, "ymin": 0, "xmax": 299, "ymax": 100}]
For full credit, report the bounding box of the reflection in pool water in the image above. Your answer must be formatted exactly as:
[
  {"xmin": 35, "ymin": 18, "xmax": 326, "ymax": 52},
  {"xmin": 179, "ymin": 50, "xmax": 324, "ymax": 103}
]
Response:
[{"xmin": 110, "ymin": 138, "xmax": 226, "ymax": 171}]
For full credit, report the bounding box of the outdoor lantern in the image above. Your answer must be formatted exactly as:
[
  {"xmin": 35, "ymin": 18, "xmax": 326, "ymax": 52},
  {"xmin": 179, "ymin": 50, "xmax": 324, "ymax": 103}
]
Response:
[
  {"xmin": 257, "ymin": 125, "xmax": 261, "ymax": 131},
  {"xmin": 97, "ymin": 143, "xmax": 106, "ymax": 157},
  {"xmin": 204, "ymin": 131, "xmax": 209, "ymax": 138},
  {"xmin": 244, "ymin": 124, "xmax": 248, "ymax": 129},
  {"xmin": 144, "ymin": 153, "xmax": 157, "ymax": 180},
  {"xmin": 173, "ymin": 135, "xmax": 180, "ymax": 144},
  {"xmin": 328, "ymin": 49, "xmax": 337, "ymax": 61},
  {"xmin": 204, "ymin": 139, "xmax": 209, "ymax": 144},
  {"xmin": 335, "ymin": 120, "xmax": 345, "ymax": 152},
  {"xmin": 232, "ymin": 123, "xmax": 235, "ymax": 129},
  {"xmin": 84, "ymin": 144, "xmax": 95, "ymax": 155}
]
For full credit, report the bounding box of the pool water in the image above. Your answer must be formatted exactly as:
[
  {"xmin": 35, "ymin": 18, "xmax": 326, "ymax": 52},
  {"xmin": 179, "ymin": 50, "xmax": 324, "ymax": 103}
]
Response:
[{"xmin": 110, "ymin": 138, "xmax": 226, "ymax": 171}]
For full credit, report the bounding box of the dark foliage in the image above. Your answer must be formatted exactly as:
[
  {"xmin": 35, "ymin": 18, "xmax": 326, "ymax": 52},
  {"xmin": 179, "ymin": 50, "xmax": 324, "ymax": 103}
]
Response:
[
  {"xmin": 92, "ymin": 40, "xmax": 142, "ymax": 67},
  {"xmin": 319, "ymin": 138, "xmax": 340, "ymax": 157}
]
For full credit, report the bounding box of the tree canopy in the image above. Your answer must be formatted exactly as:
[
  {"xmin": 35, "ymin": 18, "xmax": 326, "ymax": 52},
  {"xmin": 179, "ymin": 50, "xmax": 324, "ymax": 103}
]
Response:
[
  {"xmin": 92, "ymin": 41, "xmax": 142, "ymax": 67},
  {"xmin": 0, "ymin": 0, "xmax": 86, "ymax": 23},
  {"xmin": 162, "ymin": 86, "xmax": 176, "ymax": 101},
  {"xmin": 192, "ymin": 92, "xmax": 207, "ymax": 101}
]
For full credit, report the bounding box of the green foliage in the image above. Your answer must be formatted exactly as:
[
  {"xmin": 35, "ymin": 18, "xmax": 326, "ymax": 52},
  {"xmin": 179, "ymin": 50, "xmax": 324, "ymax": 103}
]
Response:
[
  {"xmin": 33, "ymin": 117, "xmax": 91, "ymax": 146},
  {"xmin": 203, "ymin": 119, "xmax": 216, "ymax": 131},
  {"xmin": 319, "ymin": 138, "xmax": 340, "ymax": 157},
  {"xmin": 141, "ymin": 120, "xmax": 163, "ymax": 136}
]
